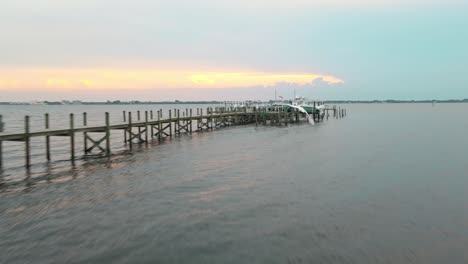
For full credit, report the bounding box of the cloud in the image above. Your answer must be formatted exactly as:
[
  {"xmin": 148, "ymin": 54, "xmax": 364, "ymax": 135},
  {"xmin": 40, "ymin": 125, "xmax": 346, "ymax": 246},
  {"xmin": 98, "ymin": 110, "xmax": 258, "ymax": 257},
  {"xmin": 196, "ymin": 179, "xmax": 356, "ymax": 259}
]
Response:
[{"xmin": 0, "ymin": 67, "xmax": 343, "ymax": 91}]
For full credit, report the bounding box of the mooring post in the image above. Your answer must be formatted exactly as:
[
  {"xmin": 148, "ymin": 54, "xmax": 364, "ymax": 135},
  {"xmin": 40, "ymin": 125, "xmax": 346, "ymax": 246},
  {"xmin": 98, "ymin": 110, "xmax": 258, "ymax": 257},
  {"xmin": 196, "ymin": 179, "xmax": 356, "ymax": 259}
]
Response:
[
  {"xmin": 105, "ymin": 112, "xmax": 111, "ymax": 157},
  {"xmin": 150, "ymin": 110, "xmax": 154, "ymax": 138},
  {"xmin": 24, "ymin": 115, "xmax": 31, "ymax": 169},
  {"xmin": 198, "ymin": 109, "xmax": 203, "ymax": 130},
  {"xmin": 189, "ymin": 109, "xmax": 193, "ymax": 134},
  {"xmin": 137, "ymin": 110, "xmax": 141, "ymax": 135},
  {"xmin": 123, "ymin": 111, "xmax": 127, "ymax": 143},
  {"xmin": 176, "ymin": 109, "xmax": 180, "ymax": 135},
  {"xmin": 83, "ymin": 112, "xmax": 87, "ymax": 155},
  {"xmin": 128, "ymin": 112, "xmax": 133, "ymax": 149},
  {"xmin": 70, "ymin": 113, "xmax": 75, "ymax": 161},
  {"xmin": 210, "ymin": 107, "xmax": 214, "ymax": 130},
  {"xmin": 45, "ymin": 113, "xmax": 51, "ymax": 161},
  {"xmin": 157, "ymin": 110, "xmax": 162, "ymax": 141},
  {"xmin": 145, "ymin": 111, "xmax": 149, "ymax": 143},
  {"xmin": 169, "ymin": 110, "xmax": 173, "ymax": 137}
]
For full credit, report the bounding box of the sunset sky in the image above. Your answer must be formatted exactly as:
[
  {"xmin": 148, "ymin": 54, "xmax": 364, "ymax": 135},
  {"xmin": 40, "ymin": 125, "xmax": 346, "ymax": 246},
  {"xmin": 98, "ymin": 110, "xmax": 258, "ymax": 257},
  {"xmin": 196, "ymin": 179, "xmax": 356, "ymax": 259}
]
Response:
[{"xmin": 1, "ymin": 0, "xmax": 467, "ymax": 101}]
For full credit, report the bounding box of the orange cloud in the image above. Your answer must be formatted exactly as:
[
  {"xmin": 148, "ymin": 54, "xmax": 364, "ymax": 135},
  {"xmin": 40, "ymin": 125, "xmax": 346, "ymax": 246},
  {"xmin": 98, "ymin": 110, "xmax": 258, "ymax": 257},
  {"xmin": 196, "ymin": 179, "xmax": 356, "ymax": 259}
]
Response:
[{"xmin": 0, "ymin": 67, "xmax": 343, "ymax": 90}]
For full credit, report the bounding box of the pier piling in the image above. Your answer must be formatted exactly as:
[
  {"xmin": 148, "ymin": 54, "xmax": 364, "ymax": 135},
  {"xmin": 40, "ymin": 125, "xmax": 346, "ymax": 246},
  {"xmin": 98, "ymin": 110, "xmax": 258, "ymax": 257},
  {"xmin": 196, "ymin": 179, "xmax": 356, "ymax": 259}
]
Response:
[
  {"xmin": 70, "ymin": 113, "xmax": 75, "ymax": 161},
  {"xmin": 25, "ymin": 115, "xmax": 31, "ymax": 169},
  {"xmin": 46, "ymin": 113, "xmax": 51, "ymax": 161},
  {"xmin": 105, "ymin": 112, "xmax": 111, "ymax": 156},
  {"xmin": 83, "ymin": 112, "xmax": 87, "ymax": 156}
]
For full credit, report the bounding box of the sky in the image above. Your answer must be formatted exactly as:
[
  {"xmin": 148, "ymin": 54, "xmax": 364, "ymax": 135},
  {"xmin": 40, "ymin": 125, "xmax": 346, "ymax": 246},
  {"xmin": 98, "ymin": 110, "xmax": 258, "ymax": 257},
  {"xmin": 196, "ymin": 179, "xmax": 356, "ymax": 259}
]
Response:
[{"xmin": 0, "ymin": 0, "xmax": 467, "ymax": 101}]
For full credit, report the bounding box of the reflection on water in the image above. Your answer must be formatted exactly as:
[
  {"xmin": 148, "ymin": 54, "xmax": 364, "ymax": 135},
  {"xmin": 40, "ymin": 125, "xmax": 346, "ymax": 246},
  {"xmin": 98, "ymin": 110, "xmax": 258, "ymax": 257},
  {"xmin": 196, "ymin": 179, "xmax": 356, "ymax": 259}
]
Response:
[{"xmin": 1, "ymin": 104, "xmax": 468, "ymax": 263}]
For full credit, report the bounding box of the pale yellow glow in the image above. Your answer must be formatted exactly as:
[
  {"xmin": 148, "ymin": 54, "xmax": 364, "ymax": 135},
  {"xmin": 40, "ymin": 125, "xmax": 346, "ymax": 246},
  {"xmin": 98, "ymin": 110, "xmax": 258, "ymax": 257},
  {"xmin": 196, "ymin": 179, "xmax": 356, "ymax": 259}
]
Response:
[{"xmin": 0, "ymin": 68, "xmax": 344, "ymax": 90}]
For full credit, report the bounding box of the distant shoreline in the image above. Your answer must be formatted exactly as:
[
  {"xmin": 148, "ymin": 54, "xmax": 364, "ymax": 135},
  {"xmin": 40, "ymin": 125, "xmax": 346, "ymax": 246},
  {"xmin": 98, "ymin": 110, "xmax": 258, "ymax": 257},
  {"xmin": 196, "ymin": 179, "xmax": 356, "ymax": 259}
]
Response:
[{"xmin": 0, "ymin": 99, "xmax": 467, "ymax": 105}]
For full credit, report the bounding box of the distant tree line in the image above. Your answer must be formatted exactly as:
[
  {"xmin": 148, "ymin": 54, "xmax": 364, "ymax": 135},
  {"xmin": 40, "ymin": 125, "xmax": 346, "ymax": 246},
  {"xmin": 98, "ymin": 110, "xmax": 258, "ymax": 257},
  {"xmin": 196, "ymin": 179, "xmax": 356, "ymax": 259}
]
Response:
[{"xmin": 1, "ymin": 99, "xmax": 468, "ymax": 105}]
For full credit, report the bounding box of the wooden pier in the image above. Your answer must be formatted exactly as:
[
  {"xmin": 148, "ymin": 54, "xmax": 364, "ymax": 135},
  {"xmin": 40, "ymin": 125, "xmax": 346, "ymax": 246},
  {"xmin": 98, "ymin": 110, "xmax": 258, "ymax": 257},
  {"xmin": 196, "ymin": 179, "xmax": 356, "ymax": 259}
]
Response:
[{"xmin": 0, "ymin": 105, "xmax": 345, "ymax": 171}]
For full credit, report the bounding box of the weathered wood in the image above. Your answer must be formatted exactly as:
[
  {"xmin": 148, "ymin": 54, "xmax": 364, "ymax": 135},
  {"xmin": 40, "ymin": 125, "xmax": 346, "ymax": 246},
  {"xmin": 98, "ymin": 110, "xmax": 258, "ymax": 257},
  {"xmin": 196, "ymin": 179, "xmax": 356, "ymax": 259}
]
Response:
[
  {"xmin": 25, "ymin": 115, "xmax": 31, "ymax": 168},
  {"xmin": 105, "ymin": 112, "xmax": 111, "ymax": 156},
  {"xmin": 45, "ymin": 113, "xmax": 51, "ymax": 161},
  {"xmin": 83, "ymin": 112, "xmax": 87, "ymax": 156},
  {"xmin": 123, "ymin": 111, "xmax": 127, "ymax": 143},
  {"xmin": 158, "ymin": 110, "xmax": 162, "ymax": 141},
  {"xmin": 169, "ymin": 110, "xmax": 172, "ymax": 137},
  {"xmin": 128, "ymin": 112, "xmax": 133, "ymax": 150},
  {"xmin": 189, "ymin": 109, "xmax": 193, "ymax": 134},
  {"xmin": 145, "ymin": 111, "xmax": 149, "ymax": 143},
  {"xmin": 70, "ymin": 113, "xmax": 75, "ymax": 161},
  {"xmin": 150, "ymin": 110, "xmax": 154, "ymax": 138}
]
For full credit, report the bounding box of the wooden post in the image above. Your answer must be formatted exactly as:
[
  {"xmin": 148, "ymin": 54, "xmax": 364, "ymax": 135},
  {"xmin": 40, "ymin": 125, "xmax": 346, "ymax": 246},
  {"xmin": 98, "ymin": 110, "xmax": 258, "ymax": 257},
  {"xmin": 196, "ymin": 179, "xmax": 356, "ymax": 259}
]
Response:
[
  {"xmin": 176, "ymin": 109, "xmax": 180, "ymax": 135},
  {"xmin": 158, "ymin": 110, "xmax": 162, "ymax": 141},
  {"xmin": 128, "ymin": 112, "xmax": 133, "ymax": 149},
  {"xmin": 210, "ymin": 107, "xmax": 214, "ymax": 130},
  {"xmin": 105, "ymin": 112, "xmax": 111, "ymax": 157},
  {"xmin": 169, "ymin": 110, "xmax": 172, "ymax": 137},
  {"xmin": 123, "ymin": 111, "xmax": 127, "ymax": 143},
  {"xmin": 150, "ymin": 110, "xmax": 154, "ymax": 138},
  {"xmin": 70, "ymin": 113, "xmax": 75, "ymax": 161},
  {"xmin": 145, "ymin": 111, "xmax": 149, "ymax": 142},
  {"xmin": 83, "ymin": 112, "xmax": 87, "ymax": 155},
  {"xmin": 137, "ymin": 110, "xmax": 141, "ymax": 135},
  {"xmin": 189, "ymin": 109, "xmax": 193, "ymax": 134},
  {"xmin": 45, "ymin": 113, "xmax": 51, "ymax": 161},
  {"xmin": 25, "ymin": 115, "xmax": 31, "ymax": 168}
]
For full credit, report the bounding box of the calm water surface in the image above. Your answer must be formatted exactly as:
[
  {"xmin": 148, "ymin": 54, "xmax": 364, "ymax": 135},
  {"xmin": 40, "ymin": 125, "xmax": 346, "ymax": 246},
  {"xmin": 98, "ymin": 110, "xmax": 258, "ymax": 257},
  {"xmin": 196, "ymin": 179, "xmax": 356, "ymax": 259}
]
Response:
[{"xmin": 1, "ymin": 103, "xmax": 468, "ymax": 263}]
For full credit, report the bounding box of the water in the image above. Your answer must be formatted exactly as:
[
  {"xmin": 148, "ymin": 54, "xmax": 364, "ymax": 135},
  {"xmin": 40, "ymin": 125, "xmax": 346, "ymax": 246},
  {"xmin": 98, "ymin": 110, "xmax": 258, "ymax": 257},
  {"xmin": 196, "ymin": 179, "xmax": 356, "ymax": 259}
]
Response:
[{"xmin": 1, "ymin": 103, "xmax": 468, "ymax": 263}]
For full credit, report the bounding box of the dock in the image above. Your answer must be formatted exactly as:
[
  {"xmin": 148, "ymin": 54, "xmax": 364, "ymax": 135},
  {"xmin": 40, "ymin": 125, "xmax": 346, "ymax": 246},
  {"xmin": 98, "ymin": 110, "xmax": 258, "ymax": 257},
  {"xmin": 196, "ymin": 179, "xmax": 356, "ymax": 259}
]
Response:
[{"xmin": 0, "ymin": 105, "xmax": 346, "ymax": 171}]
